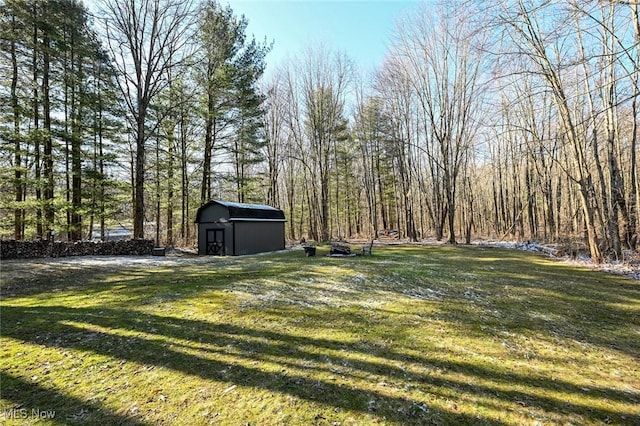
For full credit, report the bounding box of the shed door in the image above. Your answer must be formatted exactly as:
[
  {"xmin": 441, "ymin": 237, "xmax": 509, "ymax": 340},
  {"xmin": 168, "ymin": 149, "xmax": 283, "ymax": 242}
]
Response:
[{"xmin": 206, "ymin": 229, "xmax": 225, "ymax": 255}]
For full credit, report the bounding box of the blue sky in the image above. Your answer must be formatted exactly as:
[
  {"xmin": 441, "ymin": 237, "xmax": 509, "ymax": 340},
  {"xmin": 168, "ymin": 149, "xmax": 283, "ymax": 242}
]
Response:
[{"xmin": 227, "ymin": 0, "xmax": 422, "ymax": 75}]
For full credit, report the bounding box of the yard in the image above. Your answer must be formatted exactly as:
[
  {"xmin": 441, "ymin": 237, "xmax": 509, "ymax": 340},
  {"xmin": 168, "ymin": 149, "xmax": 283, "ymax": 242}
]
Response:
[{"xmin": 1, "ymin": 245, "xmax": 638, "ymax": 425}]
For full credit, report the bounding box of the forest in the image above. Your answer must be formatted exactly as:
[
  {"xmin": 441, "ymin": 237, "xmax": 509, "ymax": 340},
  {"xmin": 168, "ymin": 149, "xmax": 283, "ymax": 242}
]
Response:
[{"xmin": 0, "ymin": 0, "xmax": 638, "ymax": 264}]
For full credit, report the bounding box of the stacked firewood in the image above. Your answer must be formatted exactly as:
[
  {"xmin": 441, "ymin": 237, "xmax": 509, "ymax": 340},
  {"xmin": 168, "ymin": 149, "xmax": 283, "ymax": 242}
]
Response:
[
  {"xmin": 1, "ymin": 239, "xmax": 155, "ymax": 260},
  {"xmin": 330, "ymin": 242, "xmax": 352, "ymax": 256}
]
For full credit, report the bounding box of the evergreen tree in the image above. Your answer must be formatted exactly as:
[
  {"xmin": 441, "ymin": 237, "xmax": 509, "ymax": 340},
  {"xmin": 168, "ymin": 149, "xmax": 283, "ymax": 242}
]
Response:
[
  {"xmin": 229, "ymin": 37, "xmax": 270, "ymax": 203},
  {"xmin": 195, "ymin": 0, "xmax": 270, "ymax": 205},
  {"xmin": 0, "ymin": 0, "xmax": 126, "ymax": 241}
]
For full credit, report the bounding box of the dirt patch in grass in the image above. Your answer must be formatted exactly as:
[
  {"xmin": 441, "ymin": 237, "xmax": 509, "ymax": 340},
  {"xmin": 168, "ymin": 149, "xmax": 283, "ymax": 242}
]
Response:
[{"xmin": 1, "ymin": 245, "xmax": 639, "ymax": 425}]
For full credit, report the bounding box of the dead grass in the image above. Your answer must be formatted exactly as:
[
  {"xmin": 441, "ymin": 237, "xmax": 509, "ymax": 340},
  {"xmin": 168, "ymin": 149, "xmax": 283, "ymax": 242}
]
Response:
[{"xmin": 1, "ymin": 245, "xmax": 639, "ymax": 425}]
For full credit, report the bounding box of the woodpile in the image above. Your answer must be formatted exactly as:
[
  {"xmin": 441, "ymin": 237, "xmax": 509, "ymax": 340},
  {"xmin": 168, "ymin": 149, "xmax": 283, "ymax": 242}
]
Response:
[
  {"xmin": 1, "ymin": 239, "xmax": 155, "ymax": 260},
  {"xmin": 330, "ymin": 242, "xmax": 352, "ymax": 256}
]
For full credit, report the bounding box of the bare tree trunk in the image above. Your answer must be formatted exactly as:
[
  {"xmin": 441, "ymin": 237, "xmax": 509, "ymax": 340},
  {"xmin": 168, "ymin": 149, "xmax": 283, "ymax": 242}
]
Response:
[
  {"xmin": 31, "ymin": 3, "xmax": 43, "ymax": 239},
  {"xmin": 630, "ymin": 0, "xmax": 640, "ymax": 250},
  {"xmin": 64, "ymin": 34, "xmax": 72, "ymax": 241},
  {"xmin": 201, "ymin": 92, "xmax": 214, "ymax": 205},
  {"xmin": 42, "ymin": 32, "xmax": 54, "ymax": 240},
  {"xmin": 98, "ymin": 92, "xmax": 106, "ymax": 241},
  {"xmin": 155, "ymin": 136, "xmax": 161, "ymax": 245},
  {"xmin": 167, "ymin": 133, "xmax": 175, "ymax": 247},
  {"xmin": 180, "ymin": 112, "xmax": 188, "ymax": 241},
  {"xmin": 10, "ymin": 14, "xmax": 23, "ymax": 240},
  {"xmin": 603, "ymin": 50, "xmax": 623, "ymax": 258},
  {"xmin": 70, "ymin": 46, "xmax": 83, "ymax": 241},
  {"xmin": 134, "ymin": 113, "xmax": 146, "ymax": 239}
]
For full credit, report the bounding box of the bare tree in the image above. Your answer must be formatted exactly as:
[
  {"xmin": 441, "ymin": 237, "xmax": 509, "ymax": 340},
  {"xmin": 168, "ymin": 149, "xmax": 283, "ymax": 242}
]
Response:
[
  {"xmin": 101, "ymin": 0, "xmax": 194, "ymax": 239},
  {"xmin": 391, "ymin": 5, "xmax": 486, "ymax": 244},
  {"xmin": 263, "ymin": 70, "xmax": 288, "ymax": 207},
  {"xmin": 374, "ymin": 58, "xmax": 419, "ymax": 241},
  {"xmin": 483, "ymin": 0, "xmax": 605, "ymax": 261},
  {"xmin": 298, "ymin": 45, "xmax": 353, "ymax": 241},
  {"xmin": 353, "ymin": 92, "xmax": 386, "ymax": 239}
]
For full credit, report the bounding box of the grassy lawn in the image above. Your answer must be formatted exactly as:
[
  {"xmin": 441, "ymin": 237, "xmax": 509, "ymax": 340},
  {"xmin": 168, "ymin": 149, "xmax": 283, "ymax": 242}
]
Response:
[{"xmin": 1, "ymin": 245, "xmax": 639, "ymax": 425}]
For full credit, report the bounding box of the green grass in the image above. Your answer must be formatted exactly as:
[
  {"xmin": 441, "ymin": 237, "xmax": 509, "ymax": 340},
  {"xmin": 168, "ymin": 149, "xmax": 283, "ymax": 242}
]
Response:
[{"xmin": 1, "ymin": 245, "xmax": 639, "ymax": 425}]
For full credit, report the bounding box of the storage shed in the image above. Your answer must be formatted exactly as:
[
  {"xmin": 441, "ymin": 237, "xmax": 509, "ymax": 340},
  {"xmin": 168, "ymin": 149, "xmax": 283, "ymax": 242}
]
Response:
[{"xmin": 195, "ymin": 200, "xmax": 286, "ymax": 256}]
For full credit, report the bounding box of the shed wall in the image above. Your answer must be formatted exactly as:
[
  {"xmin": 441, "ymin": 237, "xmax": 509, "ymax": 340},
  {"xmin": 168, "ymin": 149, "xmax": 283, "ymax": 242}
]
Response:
[{"xmin": 234, "ymin": 221, "xmax": 285, "ymax": 255}]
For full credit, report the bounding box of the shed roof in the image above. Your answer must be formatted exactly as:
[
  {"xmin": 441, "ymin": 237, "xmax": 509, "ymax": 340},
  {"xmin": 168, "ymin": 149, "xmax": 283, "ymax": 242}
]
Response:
[{"xmin": 195, "ymin": 200, "xmax": 285, "ymax": 222}]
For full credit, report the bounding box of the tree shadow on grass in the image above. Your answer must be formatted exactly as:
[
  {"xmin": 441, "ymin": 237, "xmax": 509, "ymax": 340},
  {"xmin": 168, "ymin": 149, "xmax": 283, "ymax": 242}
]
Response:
[
  {"xmin": 0, "ymin": 253, "xmax": 304, "ymax": 301},
  {"xmin": 1, "ymin": 305, "xmax": 482, "ymax": 424},
  {"xmin": 2, "ymin": 247, "xmax": 639, "ymax": 423},
  {"xmin": 0, "ymin": 370, "xmax": 148, "ymax": 425},
  {"xmin": 2, "ymin": 246, "xmax": 638, "ymax": 362},
  {"xmin": 2, "ymin": 305, "xmax": 639, "ymax": 425},
  {"xmin": 369, "ymin": 245, "xmax": 640, "ymax": 359}
]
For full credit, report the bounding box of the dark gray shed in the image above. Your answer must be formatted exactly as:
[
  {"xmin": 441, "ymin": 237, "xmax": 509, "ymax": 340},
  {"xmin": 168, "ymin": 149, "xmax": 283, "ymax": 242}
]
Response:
[{"xmin": 195, "ymin": 200, "xmax": 286, "ymax": 256}]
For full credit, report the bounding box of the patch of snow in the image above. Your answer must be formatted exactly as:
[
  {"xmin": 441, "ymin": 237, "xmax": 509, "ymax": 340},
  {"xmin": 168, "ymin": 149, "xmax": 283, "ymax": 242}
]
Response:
[
  {"xmin": 231, "ymin": 273, "xmax": 389, "ymax": 310},
  {"xmin": 463, "ymin": 288, "xmax": 485, "ymax": 302},
  {"xmin": 0, "ymin": 253, "xmax": 231, "ymax": 286},
  {"xmin": 473, "ymin": 240, "xmax": 639, "ymax": 280},
  {"xmin": 351, "ymin": 273, "xmax": 367, "ymax": 283},
  {"xmin": 401, "ymin": 287, "xmax": 446, "ymax": 301}
]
